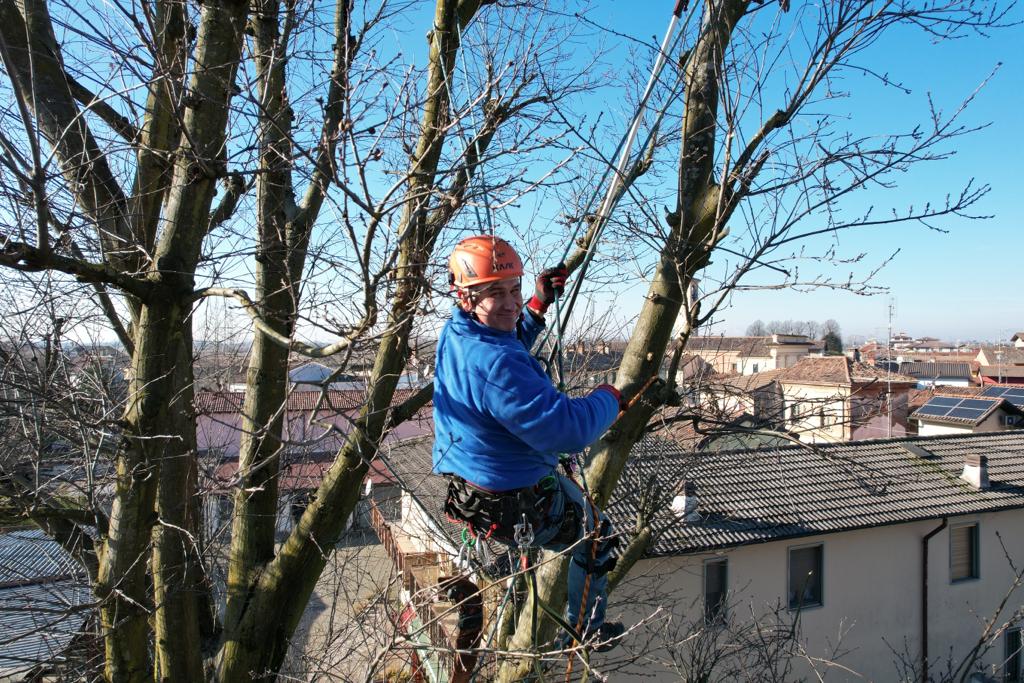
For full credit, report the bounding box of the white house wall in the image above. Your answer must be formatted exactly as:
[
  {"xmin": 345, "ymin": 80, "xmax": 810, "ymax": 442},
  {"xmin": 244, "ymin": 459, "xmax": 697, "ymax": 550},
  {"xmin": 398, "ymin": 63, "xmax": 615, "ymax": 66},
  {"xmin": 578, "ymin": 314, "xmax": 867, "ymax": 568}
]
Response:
[
  {"xmin": 614, "ymin": 512, "xmax": 1024, "ymax": 682},
  {"xmin": 919, "ymin": 422, "xmax": 974, "ymax": 437},
  {"xmin": 918, "ymin": 411, "xmax": 1009, "ymax": 437}
]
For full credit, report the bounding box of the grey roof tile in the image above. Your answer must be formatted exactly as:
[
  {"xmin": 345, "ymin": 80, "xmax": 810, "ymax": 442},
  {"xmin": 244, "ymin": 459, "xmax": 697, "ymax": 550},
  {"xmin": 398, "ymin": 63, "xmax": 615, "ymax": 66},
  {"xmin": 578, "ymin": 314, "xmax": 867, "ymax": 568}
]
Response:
[{"xmin": 0, "ymin": 529, "xmax": 90, "ymax": 676}]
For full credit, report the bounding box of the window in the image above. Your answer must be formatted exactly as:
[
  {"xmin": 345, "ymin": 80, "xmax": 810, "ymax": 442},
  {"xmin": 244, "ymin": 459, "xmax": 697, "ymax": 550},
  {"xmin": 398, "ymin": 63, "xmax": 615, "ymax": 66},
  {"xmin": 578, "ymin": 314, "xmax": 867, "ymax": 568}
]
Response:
[
  {"xmin": 1007, "ymin": 628, "xmax": 1022, "ymax": 683},
  {"xmin": 752, "ymin": 363, "xmax": 760, "ymax": 373},
  {"xmin": 788, "ymin": 544, "xmax": 823, "ymax": 609},
  {"xmin": 704, "ymin": 558, "xmax": 727, "ymax": 624},
  {"xmin": 951, "ymin": 523, "xmax": 979, "ymax": 582}
]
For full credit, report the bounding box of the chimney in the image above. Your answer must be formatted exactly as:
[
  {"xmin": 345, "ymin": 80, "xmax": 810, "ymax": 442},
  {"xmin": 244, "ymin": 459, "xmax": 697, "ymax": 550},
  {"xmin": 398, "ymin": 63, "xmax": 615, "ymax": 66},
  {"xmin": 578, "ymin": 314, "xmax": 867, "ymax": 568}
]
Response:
[
  {"xmin": 671, "ymin": 480, "xmax": 701, "ymax": 522},
  {"xmin": 960, "ymin": 454, "xmax": 990, "ymax": 490}
]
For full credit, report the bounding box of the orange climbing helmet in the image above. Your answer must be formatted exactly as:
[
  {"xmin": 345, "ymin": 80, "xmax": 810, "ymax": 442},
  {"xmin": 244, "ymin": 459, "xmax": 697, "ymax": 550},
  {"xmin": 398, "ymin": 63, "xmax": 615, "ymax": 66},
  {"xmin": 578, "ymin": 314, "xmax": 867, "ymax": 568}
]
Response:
[{"xmin": 448, "ymin": 235, "xmax": 524, "ymax": 290}]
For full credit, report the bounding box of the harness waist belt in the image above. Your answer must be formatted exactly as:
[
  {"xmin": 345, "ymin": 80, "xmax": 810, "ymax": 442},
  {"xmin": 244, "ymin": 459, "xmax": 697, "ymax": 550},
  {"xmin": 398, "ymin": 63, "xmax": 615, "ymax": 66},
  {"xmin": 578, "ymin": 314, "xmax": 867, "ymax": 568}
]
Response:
[{"xmin": 443, "ymin": 474, "xmax": 555, "ymax": 543}]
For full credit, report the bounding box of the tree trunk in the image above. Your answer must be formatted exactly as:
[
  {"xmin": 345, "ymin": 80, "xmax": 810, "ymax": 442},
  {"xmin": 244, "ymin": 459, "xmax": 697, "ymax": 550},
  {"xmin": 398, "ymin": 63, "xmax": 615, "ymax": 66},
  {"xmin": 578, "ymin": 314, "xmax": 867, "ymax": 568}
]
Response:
[
  {"xmin": 151, "ymin": 331, "xmax": 206, "ymax": 682},
  {"xmin": 102, "ymin": 1, "xmax": 249, "ymax": 679},
  {"xmin": 223, "ymin": 0, "xmax": 296, "ymax": 639},
  {"xmin": 215, "ymin": 0, "xmax": 488, "ymax": 676}
]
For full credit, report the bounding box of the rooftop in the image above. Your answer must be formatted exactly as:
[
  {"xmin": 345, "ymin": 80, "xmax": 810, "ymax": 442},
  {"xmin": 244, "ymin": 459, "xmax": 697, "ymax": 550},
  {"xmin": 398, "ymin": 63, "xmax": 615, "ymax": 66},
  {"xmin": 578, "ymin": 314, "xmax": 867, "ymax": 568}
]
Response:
[
  {"xmin": 684, "ymin": 335, "xmax": 813, "ymax": 358},
  {"xmin": 195, "ymin": 388, "xmax": 429, "ymax": 414},
  {"xmin": 898, "ymin": 361, "xmax": 973, "ymax": 379},
  {"xmin": 978, "ymin": 346, "xmax": 1024, "ymax": 365},
  {"xmin": 774, "ymin": 357, "xmax": 916, "ymax": 387},
  {"xmin": 0, "ymin": 529, "xmax": 90, "ymax": 676},
  {"xmin": 907, "ymin": 385, "xmax": 982, "ymax": 413},
  {"xmin": 381, "ymin": 431, "xmax": 1024, "ymax": 560}
]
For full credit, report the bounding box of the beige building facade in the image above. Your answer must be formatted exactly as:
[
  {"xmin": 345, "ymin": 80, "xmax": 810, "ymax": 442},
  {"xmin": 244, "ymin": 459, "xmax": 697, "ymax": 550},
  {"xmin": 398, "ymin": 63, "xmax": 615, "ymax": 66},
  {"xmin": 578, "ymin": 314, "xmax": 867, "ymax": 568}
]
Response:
[{"xmin": 618, "ymin": 510, "xmax": 1024, "ymax": 682}]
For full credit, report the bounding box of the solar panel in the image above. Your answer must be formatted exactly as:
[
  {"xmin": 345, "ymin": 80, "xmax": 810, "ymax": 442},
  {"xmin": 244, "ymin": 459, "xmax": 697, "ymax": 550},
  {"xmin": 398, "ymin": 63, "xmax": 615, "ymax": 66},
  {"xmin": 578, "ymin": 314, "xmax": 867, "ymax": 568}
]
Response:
[
  {"xmin": 946, "ymin": 408, "xmax": 987, "ymax": 419},
  {"xmin": 983, "ymin": 385, "xmax": 1024, "ymax": 408},
  {"xmin": 915, "ymin": 394, "xmax": 1004, "ymax": 423},
  {"xmin": 915, "ymin": 405, "xmax": 952, "ymax": 417},
  {"xmin": 959, "ymin": 398, "xmax": 997, "ymax": 409}
]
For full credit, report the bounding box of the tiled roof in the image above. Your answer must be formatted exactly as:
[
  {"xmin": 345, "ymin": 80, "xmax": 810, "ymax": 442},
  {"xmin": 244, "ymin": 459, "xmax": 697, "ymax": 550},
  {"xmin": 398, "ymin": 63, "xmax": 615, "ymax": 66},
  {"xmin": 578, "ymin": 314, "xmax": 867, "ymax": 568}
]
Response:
[
  {"xmin": 0, "ymin": 529, "xmax": 90, "ymax": 676},
  {"xmin": 776, "ymin": 357, "xmax": 849, "ymax": 384},
  {"xmin": 708, "ymin": 369, "xmax": 785, "ymax": 393},
  {"xmin": 775, "ymin": 357, "xmax": 915, "ymax": 386},
  {"xmin": 980, "ymin": 365, "xmax": 1024, "ymax": 379},
  {"xmin": 611, "ymin": 431, "xmax": 1024, "ymax": 556},
  {"xmin": 383, "ymin": 432, "xmax": 1024, "ymax": 561},
  {"xmin": 848, "ymin": 361, "xmax": 917, "ymax": 384},
  {"xmin": 685, "ymin": 336, "xmax": 764, "ymax": 354},
  {"xmin": 195, "ymin": 388, "xmax": 429, "ymax": 414},
  {"xmin": 898, "ymin": 362, "xmax": 972, "ymax": 379},
  {"xmin": 978, "ymin": 346, "xmax": 1024, "ymax": 365}
]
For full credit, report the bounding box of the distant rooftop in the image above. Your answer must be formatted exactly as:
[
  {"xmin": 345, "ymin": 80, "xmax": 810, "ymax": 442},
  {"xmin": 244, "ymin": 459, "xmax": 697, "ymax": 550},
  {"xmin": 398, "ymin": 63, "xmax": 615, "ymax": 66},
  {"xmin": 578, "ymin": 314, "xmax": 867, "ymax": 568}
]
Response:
[
  {"xmin": 774, "ymin": 357, "xmax": 916, "ymax": 386},
  {"xmin": 685, "ymin": 335, "xmax": 813, "ymax": 358}
]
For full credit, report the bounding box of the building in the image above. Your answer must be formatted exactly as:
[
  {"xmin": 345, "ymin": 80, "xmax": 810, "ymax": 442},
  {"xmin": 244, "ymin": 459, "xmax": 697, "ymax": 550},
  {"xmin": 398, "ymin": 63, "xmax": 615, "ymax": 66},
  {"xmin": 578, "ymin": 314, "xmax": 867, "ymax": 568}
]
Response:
[
  {"xmin": 195, "ymin": 389, "xmax": 430, "ymax": 540},
  {"xmin": 701, "ymin": 356, "xmax": 918, "ymax": 443},
  {"xmin": 911, "ymin": 393, "xmax": 1024, "ymax": 436},
  {"xmin": 898, "ymin": 361, "xmax": 973, "ymax": 388},
  {"xmin": 378, "ymin": 431, "xmax": 1024, "ymax": 682},
  {"xmin": 684, "ymin": 334, "xmax": 815, "ymax": 376},
  {"xmin": 977, "ymin": 346, "xmax": 1024, "ymax": 385}
]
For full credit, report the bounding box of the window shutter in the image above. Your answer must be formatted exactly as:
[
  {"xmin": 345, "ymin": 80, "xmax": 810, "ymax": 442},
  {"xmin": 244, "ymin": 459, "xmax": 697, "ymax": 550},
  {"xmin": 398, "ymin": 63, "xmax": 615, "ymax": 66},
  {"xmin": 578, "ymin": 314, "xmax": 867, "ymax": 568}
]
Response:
[
  {"xmin": 951, "ymin": 524, "xmax": 976, "ymax": 581},
  {"xmin": 704, "ymin": 559, "xmax": 727, "ymax": 623},
  {"xmin": 1006, "ymin": 628, "xmax": 1022, "ymax": 683}
]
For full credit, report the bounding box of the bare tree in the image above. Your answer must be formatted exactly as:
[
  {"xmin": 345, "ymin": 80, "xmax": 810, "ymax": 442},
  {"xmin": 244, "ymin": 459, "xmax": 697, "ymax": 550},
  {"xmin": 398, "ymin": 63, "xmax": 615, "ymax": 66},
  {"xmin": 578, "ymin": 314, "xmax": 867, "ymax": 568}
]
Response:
[
  {"xmin": 0, "ymin": 0, "xmax": 598, "ymax": 679},
  {"xmin": 745, "ymin": 319, "xmax": 767, "ymax": 336},
  {"xmin": 0, "ymin": 0, "xmax": 1012, "ymax": 680}
]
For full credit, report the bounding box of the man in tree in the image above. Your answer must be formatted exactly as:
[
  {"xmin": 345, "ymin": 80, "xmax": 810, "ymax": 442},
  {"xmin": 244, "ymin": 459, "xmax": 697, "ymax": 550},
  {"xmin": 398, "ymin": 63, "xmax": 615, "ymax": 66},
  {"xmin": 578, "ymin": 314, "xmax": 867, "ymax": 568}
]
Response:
[{"xmin": 433, "ymin": 234, "xmax": 625, "ymax": 649}]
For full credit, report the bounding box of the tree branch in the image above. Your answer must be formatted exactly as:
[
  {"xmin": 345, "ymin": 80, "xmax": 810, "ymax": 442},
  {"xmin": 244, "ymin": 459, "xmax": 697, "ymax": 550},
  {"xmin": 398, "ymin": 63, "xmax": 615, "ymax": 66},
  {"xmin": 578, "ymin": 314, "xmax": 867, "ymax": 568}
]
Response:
[
  {"xmin": 0, "ymin": 236, "xmax": 153, "ymax": 300},
  {"xmin": 64, "ymin": 71, "xmax": 139, "ymax": 142},
  {"xmin": 208, "ymin": 172, "xmax": 247, "ymax": 231},
  {"xmin": 197, "ymin": 287, "xmax": 376, "ymax": 358}
]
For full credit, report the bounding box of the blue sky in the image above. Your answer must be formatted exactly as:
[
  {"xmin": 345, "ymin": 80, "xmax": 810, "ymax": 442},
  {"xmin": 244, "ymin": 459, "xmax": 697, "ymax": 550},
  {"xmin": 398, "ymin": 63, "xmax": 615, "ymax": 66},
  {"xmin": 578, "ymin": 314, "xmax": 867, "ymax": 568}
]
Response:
[{"xmin": 576, "ymin": 2, "xmax": 1023, "ymax": 343}]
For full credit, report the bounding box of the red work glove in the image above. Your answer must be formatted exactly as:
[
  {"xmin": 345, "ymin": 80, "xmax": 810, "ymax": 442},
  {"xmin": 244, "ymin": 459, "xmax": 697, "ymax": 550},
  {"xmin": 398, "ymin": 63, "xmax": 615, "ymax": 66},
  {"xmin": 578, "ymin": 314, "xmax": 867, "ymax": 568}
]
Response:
[
  {"xmin": 526, "ymin": 263, "xmax": 568, "ymax": 317},
  {"xmin": 592, "ymin": 383, "xmax": 622, "ymax": 408}
]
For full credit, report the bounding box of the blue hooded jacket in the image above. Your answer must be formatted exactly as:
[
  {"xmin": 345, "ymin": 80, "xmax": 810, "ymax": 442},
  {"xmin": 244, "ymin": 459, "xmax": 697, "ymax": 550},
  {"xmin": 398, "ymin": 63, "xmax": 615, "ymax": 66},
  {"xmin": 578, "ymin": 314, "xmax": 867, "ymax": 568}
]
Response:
[{"xmin": 432, "ymin": 306, "xmax": 619, "ymax": 490}]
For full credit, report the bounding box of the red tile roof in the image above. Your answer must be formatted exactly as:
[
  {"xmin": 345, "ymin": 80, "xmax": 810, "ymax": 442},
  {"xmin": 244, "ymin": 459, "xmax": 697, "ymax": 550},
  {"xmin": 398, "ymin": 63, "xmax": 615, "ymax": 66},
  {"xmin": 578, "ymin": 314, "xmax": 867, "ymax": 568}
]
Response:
[
  {"xmin": 195, "ymin": 389, "xmax": 429, "ymax": 414},
  {"xmin": 776, "ymin": 357, "xmax": 916, "ymax": 386},
  {"xmin": 776, "ymin": 357, "xmax": 849, "ymax": 385},
  {"xmin": 213, "ymin": 457, "xmax": 394, "ymax": 491}
]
